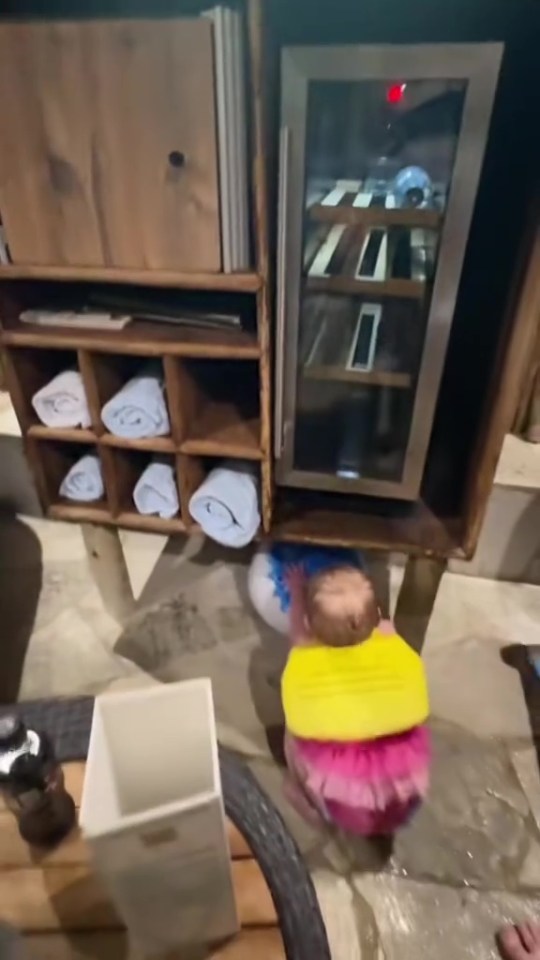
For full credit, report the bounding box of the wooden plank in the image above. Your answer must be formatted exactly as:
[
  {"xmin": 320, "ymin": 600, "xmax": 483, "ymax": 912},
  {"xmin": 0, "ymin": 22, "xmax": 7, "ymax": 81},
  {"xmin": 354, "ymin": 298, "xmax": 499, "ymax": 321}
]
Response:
[
  {"xmin": 303, "ymin": 367, "xmax": 412, "ymax": 388},
  {"xmin": 177, "ymin": 453, "xmax": 206, "ymax": 528},
  {"xmin": 0, "ymin": 865, "xmax": 120, "ymax": 930},
  {"xmin": 162, "ymin": 356, "xmax": 192, "ymax": 446},
  {"xmin": 0, "ymin": 816, "xmax": 250, "ymax": 867},
  {"xmin": 1, "ymin": 321, "xmax": 260, "ymax": 360},
  {"xmin": 76, "ymin": 351, "xmax": 104, "ymax": 436},
  {"xmin": 310, "ymin": 204, "xmax": 441, "ymax": 229},
  {"xmin": 0, "ymin": 763, "xmax": 251, "ymax": 859},
  {"xmin": 99, "ymin": 434, "xmax": 176, "ymax": 454},
  {"xmin": 47, "ymin": 505, "xmax": 191, "ymax": 534},
  {"xmin": 23, "ymin": 928, "xmax": 285, "ymax": 960},
  {"xmin": 247, "ymin": 0, "xmax": 273, "ymax": 533},
  {"xmin": 0, "ymin": 859, "xmax": 275, "ymax": 931},
  {"xmin": 246, "ymin": 0, "xmax": 270, "ymax": 282},
  {"xmin": 0, "ymin": 20, "xmax": 221, "ymax": 271},
  {"xmin": 0, "ymin": 265, "xmax": 261, "ymax": 292},
  {"xmin": 27, "ymin": 425, "xmax": 97, "ymax": 444},
  {"xmin": 47, "ymin": 504, "xmax": 112, "ymax": 525},
  {"xmin": 462, "ymin": 220, "xmax": 540, "ymax": 557},
  {"xmin": 272, "ymin": 491, "xmax": 463, "ymax": 558},
  {"xmin": 113, "ymin": 512, "xmax": 186, "ymax": 534},
  {"xmin": 307, "ymin": 275, "xmax": 424, "ymax": 300},
  {"xmin": 95, "ymin": 445, "xmax": 118, "ymax": 519}
]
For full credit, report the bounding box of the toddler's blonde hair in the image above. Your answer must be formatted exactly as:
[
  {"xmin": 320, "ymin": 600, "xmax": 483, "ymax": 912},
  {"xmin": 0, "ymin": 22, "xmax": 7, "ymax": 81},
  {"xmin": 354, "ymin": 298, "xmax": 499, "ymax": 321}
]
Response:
[{"xmin": 306, "ymin": 566, "xmax": 378, "ymax": 646}]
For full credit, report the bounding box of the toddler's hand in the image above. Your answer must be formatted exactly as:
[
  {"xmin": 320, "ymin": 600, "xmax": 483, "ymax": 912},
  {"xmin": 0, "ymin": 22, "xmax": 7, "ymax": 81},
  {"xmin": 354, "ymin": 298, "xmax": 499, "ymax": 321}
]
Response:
[{"xmin": 286, "ymin": 564, "xmax": 306, "ymax": 593}]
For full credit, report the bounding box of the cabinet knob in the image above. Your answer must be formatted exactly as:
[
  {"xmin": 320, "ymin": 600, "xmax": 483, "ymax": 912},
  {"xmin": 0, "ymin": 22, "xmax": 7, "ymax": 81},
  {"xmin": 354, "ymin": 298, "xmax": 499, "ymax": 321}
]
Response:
[{"xmin": 168, "ymin": 150, "xmax": 186, "ymax": 169}]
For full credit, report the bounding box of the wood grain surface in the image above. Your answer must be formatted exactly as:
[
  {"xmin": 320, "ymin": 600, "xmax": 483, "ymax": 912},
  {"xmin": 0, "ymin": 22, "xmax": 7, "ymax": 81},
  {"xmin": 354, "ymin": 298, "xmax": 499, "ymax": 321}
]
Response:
[
  {"xmin": 307, "ymin": 275, "xmax": 424, "ymax": 300},
  {"xmin": 0, "ymin": 860, "xmax": 276, "ymax": 931},
  {"xmin": 309, "ymin": 204, "xmax": 441, "ymax": 229},
  {"xmin": 0, "ymin": 762, "xmax": 281, "ymax": 957},
  {"xmin": 0, "ymin": 20, "xmax": 221, "ymax": 272},
  {"xmin": 22, "ymin": 928, "xmax": 285, "ymax": 960},
  {"xmin": 1, "ymin": 322, "xmax": 260, "ymax": 360},
  {"xmin": 247, "ymin": 0, "xmax": 273, "ymax": 532},
  {"xmin": 462, "ymin": 220, "xmax": 540, "ymax": 556},
  {"xmin": 0, "ymin": 264, "xmax": 261, "ymax": 292}
]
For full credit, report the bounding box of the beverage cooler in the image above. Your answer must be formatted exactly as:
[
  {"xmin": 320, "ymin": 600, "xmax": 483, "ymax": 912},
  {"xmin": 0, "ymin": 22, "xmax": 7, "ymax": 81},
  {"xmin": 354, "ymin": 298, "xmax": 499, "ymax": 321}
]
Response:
[{"xmin": 275, "ymin": 44, "xmax": 502, "ymax": 500}]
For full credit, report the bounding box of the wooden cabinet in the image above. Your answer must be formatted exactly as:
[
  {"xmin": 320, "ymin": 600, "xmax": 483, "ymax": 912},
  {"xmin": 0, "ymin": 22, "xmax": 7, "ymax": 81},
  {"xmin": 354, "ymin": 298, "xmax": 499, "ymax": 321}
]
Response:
[
  {"xmin": 0, "ymin": 2, "xmax": 274, "ymax": 539},
  {"xmin": 0, "ymin": 20, "xmax": 221, "ymax": 272}
]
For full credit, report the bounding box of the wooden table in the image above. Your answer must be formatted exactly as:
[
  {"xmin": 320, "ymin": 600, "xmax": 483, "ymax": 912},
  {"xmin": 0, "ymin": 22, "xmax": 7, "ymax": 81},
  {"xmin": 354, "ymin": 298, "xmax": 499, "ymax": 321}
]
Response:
[{"xmin": 0, "ymin": 763, "xmax": 285, "ymax": 959}]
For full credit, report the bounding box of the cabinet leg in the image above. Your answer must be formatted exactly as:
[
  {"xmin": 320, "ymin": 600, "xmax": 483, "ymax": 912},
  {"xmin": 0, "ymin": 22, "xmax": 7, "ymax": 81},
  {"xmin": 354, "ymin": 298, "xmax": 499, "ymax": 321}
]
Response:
[
  {"xmin": 82, "ymin": 523, "xmax": 135, "ymax": 625},
  {"xmin": 394, "ymin": 556, "xmax": 447, "ymax": 653}
]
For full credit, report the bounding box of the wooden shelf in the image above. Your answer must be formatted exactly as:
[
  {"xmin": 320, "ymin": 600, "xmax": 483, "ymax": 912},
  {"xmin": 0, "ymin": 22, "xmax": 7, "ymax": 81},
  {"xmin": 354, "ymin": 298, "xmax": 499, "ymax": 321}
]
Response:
[
  {"xmin": 113, "ymin": 512, "xmax": 187, "ymax": 534},
  {"xmin": 0, "ymin": 0, "xmax": 274, "ymax": 538},
  {"xmin": 272, "ymin": 490, "xmax": 464, "ymax": 558},
  {"xmin": 303, "ymin": 366, "xmax": 412, "ymax": 388},
  {"xmin": 309, "ymin": 205, "xmax": 442, "ymax": 229},
  {"xmin": 27, "ymin": 424, "xmax": 97, "ymax": 443},
  {"xmin": 47, "ymin": 503, "xmax": 187, "ymax": 533},
  {"xmin": 182, "ymin": 407, "xmax": 262, "ymax": 459},
  {"xmin": 99, "ymin": 434, "xmax": 176, "ymax": 454},
  {"xmin": 0, "ymin": 264, "xmax": 261, "ymax": 293},
  {"xmin": 48, "ymin": 501, "xmax": 112, "ymax": 524},
  {"xmin": 307, "ymin": 276, "xmax": 424, "ymax": 300},
  {"xmin": 1, "ymin": 320, "xmax": 260, "ymax": 360}
]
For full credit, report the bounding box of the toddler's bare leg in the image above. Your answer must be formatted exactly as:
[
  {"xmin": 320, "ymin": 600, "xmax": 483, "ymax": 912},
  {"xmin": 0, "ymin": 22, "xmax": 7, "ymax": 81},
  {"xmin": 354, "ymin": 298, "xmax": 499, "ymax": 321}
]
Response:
[
  {"xmin": 283, "ymin": 772, "xmax": 326, "ymax": 827},
  {"xmin": 283, "ymin": 732, "xmax": 326, "ymax": 828}
]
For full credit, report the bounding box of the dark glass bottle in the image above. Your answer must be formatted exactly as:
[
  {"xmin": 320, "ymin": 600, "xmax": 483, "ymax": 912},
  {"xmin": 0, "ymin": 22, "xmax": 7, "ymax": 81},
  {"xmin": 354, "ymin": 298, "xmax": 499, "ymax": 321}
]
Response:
[{"xmin": 0, "ymin": 715, "xmax": 76, "ymax": 846}]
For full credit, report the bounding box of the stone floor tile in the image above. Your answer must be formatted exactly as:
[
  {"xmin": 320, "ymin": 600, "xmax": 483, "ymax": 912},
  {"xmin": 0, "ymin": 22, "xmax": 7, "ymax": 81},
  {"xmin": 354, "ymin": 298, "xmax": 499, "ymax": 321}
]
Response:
[
  {"xmin": 386, "ymin": 720, "xmax": 532, "ymax": 889},
  {"xmin": 352, "ymin": 874, "xmax": 540, "ymax": 960},
  {"xmin": 312, "ymin": 871, "xmax": 363, "ymax": 960},
  {"xmin": 425, "ymin": 636, "xmax": 532, "ymax": 739}
]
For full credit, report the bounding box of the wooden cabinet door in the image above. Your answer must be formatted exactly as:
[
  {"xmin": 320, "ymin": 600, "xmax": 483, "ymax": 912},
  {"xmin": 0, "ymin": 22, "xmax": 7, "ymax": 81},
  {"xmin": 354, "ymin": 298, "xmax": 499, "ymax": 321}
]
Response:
[{"xmin": 0, "ymin": 20, "xmax": 222, "ymax": 271}]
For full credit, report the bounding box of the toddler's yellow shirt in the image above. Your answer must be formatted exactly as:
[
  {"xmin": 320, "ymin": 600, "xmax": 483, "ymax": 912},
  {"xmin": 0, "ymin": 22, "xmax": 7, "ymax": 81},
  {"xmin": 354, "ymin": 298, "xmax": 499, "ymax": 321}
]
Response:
[{"xmin": 282, "ymin": 629, "xmax": 429, "ymax": 741}]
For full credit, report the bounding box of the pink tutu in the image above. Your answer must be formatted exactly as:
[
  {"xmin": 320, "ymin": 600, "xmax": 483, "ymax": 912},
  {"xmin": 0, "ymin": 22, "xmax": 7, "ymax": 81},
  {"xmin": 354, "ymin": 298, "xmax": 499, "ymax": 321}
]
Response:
[{"xmin": 285, "ymin": 726, "xmax": 430, "ymax": 835}]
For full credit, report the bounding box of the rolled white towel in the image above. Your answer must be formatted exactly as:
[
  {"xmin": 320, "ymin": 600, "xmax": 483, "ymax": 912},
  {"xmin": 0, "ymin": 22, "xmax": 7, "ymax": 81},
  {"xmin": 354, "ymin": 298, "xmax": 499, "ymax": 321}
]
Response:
[
  {"xmin": 189, "ymin": 460, "xmax": 260, "ymax": 547},
  {"xmin": 32, "ymin": 371, "xmax": 91, "ymax": 428},
  {"xmin": 59, "ymin": 453, "xmax": 104, "ymax": 502},
  {"xmin": 133, "ymin": 462, "xmax": 179, "ymax": 519},
  {"xmin": 101, "ymin": 364, "xmax": 170, "ymax": 439}
]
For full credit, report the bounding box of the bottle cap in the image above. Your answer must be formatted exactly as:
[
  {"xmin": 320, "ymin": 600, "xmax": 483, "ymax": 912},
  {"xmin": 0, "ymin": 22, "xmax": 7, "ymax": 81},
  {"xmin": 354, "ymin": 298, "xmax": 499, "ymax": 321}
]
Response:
[{"xmin": 0, "ymin": 716, "xmax": 26, "ymax": 750}]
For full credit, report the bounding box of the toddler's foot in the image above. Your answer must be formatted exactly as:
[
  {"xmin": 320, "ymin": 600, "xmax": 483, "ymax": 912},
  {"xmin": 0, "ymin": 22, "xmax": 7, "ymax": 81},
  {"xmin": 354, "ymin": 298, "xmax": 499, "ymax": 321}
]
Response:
[{"xmin": 498, "ymin": 924, "xmax": 540, "ymax": 960}]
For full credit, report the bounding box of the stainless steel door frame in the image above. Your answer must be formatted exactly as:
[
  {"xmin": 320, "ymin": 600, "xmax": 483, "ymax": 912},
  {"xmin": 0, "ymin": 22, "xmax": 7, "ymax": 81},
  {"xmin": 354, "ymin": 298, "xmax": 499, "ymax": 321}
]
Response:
[{"xmin": 274, "ymin": 43, "xmax": 503, "ymax": 499}]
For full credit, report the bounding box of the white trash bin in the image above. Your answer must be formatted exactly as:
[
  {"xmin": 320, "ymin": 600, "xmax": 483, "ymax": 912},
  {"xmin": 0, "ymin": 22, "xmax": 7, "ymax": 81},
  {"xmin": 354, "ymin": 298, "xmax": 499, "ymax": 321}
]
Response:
[{"xmin": 80, "ymin": 679, "xmax": 238, "ymax": 955}]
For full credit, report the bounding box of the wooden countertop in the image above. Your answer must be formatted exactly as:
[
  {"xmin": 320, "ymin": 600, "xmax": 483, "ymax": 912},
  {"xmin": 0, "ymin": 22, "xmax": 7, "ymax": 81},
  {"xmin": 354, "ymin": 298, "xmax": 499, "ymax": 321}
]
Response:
[{"xmin": 0, "ymin": 763, "xmax": 285, "ymax": 959}]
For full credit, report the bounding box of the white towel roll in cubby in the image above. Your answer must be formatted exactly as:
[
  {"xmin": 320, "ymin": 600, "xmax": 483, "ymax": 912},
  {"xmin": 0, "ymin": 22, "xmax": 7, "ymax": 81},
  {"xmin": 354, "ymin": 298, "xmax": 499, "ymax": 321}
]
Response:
[
  {"xmin": 59, "ymin": 452, "xmax": 104, "ymax": 502},
  {"xmin": 101, "ymin": 363, "xmax": 170, "ymax": 439},
  {"xmin": 32, "ymin": 371, "xmax": 91, "ymax": 429},
  {"xmin": 188, "ymin": 460, "xmax": 260, "ymax": 547},
  {"xmin": 133, "ymin": 461, "xmax": 179, "ymax": 519}
]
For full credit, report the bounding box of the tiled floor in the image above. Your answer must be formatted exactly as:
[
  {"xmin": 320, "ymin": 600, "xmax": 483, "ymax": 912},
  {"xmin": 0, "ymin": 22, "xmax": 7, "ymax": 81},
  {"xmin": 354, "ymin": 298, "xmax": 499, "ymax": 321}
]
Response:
[{"xmin": 2, "ymin": 509, "xmax": 540, "ymax": 960}]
